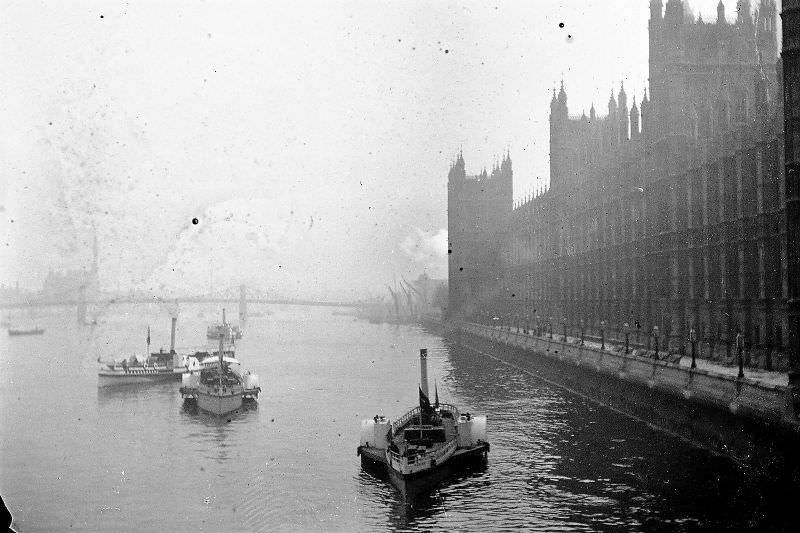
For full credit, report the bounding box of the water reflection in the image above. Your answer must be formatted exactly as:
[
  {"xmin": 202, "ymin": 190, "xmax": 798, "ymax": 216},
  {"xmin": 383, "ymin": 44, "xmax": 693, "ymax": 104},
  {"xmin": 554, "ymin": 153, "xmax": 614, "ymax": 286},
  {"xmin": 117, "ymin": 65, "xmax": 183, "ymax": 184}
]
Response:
[{"xmin": 357, "ymin": 451, "xmax": 490, "ymax": 531}]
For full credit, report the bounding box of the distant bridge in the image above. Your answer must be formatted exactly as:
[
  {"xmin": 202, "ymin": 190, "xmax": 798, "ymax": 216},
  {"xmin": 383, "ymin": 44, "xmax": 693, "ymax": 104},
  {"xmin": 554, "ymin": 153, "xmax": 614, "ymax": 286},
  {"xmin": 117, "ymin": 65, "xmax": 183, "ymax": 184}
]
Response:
[{"xmin": 0, "ymin": 297, "xmax": 363, "ymax": 310}]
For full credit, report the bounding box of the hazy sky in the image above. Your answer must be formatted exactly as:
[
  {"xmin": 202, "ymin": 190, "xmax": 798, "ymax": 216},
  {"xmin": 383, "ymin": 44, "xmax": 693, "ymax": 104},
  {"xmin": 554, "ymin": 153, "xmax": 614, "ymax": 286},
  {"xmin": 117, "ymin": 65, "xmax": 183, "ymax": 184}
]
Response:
[{"xmin": 0, "ymin": 0, "xmax": 776, "ymax": 300}]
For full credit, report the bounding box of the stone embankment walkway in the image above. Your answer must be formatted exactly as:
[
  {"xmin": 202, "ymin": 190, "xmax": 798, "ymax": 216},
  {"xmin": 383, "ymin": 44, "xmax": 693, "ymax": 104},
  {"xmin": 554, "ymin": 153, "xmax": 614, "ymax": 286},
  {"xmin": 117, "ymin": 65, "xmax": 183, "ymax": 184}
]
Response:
[{"xmin": 493, "ymin": 325, "xmax": 789, "ymax": 389}]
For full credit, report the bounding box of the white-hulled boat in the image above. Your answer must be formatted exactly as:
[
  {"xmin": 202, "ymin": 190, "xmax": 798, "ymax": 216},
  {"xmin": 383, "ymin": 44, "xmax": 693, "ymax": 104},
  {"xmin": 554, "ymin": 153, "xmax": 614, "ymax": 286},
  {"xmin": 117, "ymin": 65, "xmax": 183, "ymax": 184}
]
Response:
[
  {"xmin": 98, "ymin": 318, "xmax": 200, "ymax": 387},
  {"xmin": 358, "ymin": 348, "xmax": 489, "ymax": 488},
  {"xmin": 179, "ymin": 347, "xmax": 261, "ymax": 403},
  {"xmin": 183, "ymin": 335, "xmax": 259, "ymax": 415}
]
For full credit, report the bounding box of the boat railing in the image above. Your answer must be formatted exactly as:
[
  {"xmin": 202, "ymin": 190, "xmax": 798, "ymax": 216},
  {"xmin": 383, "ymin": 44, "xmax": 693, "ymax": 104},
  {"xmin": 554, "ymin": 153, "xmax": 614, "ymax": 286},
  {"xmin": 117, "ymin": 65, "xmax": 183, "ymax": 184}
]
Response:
[
  {"xmin": 390, "ymin": 403, "xmax": 460, "ymax": 435},
  {"xmin": 386, "ymin": 437, "xmax": 458, "ymax": 466}
]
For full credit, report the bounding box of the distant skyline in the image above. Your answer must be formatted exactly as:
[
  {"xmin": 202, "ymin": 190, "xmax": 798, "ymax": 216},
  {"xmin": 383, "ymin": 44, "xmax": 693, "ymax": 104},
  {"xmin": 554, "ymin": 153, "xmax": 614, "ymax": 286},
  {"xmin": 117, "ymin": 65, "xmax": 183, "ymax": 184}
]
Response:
[{"xmin": 0, "ymin": 0, "xmax": 778, "ymax": 299}]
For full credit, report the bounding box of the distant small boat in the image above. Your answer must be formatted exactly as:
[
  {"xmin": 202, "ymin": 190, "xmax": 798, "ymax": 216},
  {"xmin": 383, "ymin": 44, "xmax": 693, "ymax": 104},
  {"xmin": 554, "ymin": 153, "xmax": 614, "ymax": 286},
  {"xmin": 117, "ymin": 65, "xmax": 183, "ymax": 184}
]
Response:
[
  {"xmin": 206, "ymin": 308, "xmax": 243, "ymax": 340},
  {"xmin": 8, "ymin": 327, "xmax": 44, "ymax": 336}
]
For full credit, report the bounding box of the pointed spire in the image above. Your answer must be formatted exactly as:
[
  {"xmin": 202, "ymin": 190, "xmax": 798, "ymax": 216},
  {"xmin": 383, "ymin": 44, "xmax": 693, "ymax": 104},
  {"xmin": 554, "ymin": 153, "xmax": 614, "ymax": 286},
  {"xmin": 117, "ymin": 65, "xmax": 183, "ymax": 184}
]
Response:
[
  {"xmin": 608, "ymin": 87, "xmax": 618, "ymax": 115},
  {"xmin": 434, "ymin": 381, "xmax": 439, "ymax": 408},
  {"xmin": 717, "ymin": 0, "xmax": 726, "ymax": 24},
  {"xmin": 557, "ymin": 79, "xmax": 567, "ymax": 107}
]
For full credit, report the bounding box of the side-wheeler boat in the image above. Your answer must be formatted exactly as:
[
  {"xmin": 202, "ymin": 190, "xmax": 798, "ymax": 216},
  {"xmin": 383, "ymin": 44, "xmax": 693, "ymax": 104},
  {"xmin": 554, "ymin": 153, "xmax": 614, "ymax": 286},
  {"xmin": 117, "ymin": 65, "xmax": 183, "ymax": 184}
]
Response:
[
  {"xmin": 180, "ymin": 346, "xmax": 260, "ymax": 405},
  {"xmin": 97, "ymin": 318, "xmax": 199, "ymax": 387},
  {"xmin": 357, "ymin": 348, "xmax": 489, "ymax": 491},
  {"xmin": 193, "ymin": 334, "xmax": 245, "ymax": 415}
]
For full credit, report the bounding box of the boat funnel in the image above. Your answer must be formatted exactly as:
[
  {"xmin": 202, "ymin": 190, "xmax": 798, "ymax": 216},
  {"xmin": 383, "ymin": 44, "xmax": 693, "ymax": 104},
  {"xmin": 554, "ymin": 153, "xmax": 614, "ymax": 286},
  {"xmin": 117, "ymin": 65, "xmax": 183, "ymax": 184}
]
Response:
[
  {"xmin": 170, "ymin": 317, "xmax": 177, "ymax": 354},
  {"xmin": 420, "ymin": 348, "xmax": 429, "ymax": 398}
]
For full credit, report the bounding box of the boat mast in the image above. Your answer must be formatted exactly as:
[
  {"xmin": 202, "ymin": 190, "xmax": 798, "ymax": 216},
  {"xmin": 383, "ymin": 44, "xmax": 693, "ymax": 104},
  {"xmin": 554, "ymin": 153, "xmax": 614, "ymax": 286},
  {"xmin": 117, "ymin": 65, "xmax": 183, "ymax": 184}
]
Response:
[
  {"xmin": 419, "ymin": 348, "xmax": 428, "ymax": 425},
  {"xmin": 218, "ymin": 333, "xmax": 224, "ymax": 390},
  {"xmin": 420, "ymin": 348, "xmax": 429, "ymax": 398},
  {"xmin": 146, "ymin": 325, "xmax": 151, "ymax": 364}
]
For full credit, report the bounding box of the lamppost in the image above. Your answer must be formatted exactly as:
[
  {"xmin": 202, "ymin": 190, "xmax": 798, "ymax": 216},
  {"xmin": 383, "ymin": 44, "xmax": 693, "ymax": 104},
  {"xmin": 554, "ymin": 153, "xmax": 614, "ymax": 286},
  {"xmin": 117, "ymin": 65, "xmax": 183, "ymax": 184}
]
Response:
[
  {"xmin": 562, "ymin": 317, "xmax": 568, "ymax": 342},
  {"xmin": 653, "ymin": 325, "xmax": 660, "ymax": 360},
  {"xmin": 623, "ymin": 322, "xmax": 630, "ymax": 354},
  {"xmin": 600, "ymin": 320, "xmax": 606, "ymax": 350},
  {"xmin": 549, "ymin": 316, "xmax": 553, "ymax": 339},
  {"xmin": 736, "ymin": 332, "xmax": 744, "ymax": 379},
  {"xmin": 689, "ymin": 327, "xmax": 697, "ymax": 369},
  {"xmin": 580, "ymin": 319, "xmax": 585, "ymax": 346}
]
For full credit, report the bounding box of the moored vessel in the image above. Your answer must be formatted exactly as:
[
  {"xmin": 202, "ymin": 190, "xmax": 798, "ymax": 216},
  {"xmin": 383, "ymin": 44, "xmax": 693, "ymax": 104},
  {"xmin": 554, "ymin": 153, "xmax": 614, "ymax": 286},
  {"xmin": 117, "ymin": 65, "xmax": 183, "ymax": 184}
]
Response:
[
  {"xmin": 181, "ymin": 334, "xmax": 260, "ymax": 415},
  {"xmin": 357, "ymin": 348, "xmax": 489, "ymax": 490},
  {"xmin": 97, "ymin": 318, "xmax": 199, "ymax": 387},
  {"xmin": 206, "ymin": 308, "xmax": 243, "ymax": 340}
]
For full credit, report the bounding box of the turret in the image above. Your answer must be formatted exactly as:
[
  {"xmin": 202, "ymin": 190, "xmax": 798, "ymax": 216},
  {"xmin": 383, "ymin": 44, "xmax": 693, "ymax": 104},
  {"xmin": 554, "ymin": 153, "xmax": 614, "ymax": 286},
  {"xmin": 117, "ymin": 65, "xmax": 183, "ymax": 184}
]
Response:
[
  {"xmin": 630, "ymin": 96, "xmax": 640, "ymax": 139},
  {"xmin": 736, "ymin": 0, "xmax": 753, "ymax": 27},
  {"xmin": 608, "ymin": 88, "xmax": 618, "ymax": 118},
  {"xmin": 664, "ymin": 0, "xmax": 684, "ymax": 32},
  {"xmin": 651, "ymin": 0, "xmax": 663, "ymax": 21},
  {"xmin": 717, "ymin": 0, "xmax": 726, "ymax": 24},
  {"xmin": 618, "ymin": 83, "xmax": 629, "ymax": 142},
  {"xmin": 557, "ymin": 80, "xmax": 568, "ymax": 111},
  {"xmin": 448, "ymin": 150, "xmax": 466, "ymax": 181},
  {"xmin": 756, "ymin": 0, "xmax": 778, "ymax": 62},
  {"xmin": 641, "ymin": 89, "xmax": 649, "ymax": 136},
  {"xmin": 550, "ymin": 83, "xmax": 568, "ymax": 192}
]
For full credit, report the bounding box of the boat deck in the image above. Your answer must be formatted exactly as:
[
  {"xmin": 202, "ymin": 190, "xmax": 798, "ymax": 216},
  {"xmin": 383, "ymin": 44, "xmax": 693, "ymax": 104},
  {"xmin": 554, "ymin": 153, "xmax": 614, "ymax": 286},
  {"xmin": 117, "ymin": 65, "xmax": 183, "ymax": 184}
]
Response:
[
  {"xmin": 180, "ymin": 386, "xmax": 260, "ymax": 401},
  {"xmin": 358, "ymin": 441, "xmax": 488, "ymax": 467}
]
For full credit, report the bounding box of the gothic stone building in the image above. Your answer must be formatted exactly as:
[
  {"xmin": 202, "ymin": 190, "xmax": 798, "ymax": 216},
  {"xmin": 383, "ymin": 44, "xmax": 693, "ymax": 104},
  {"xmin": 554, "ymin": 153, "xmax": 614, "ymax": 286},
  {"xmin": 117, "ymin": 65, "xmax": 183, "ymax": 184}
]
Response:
[{"xmin": 448, "ymin": 0, "xmax": 789, "ymax": 366}]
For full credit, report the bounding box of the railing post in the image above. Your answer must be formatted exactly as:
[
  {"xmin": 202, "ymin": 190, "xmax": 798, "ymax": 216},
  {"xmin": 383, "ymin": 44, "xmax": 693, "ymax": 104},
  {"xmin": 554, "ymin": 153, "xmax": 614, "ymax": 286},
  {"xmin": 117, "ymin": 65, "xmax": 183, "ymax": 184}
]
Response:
[
  {"xmin": 737, "ymin": 332, "xmax": 744, "ymax": 379},
  {"xmin": 653, "ymin": 326, "xmax": 660, "ymax": 360},
  {"xmin": 623, "ymin": 322, "xmax": 630, "ymax": 354},
  {"xmin": 600, "ymin": 319, "xmax": 606, "ymax": 350}
]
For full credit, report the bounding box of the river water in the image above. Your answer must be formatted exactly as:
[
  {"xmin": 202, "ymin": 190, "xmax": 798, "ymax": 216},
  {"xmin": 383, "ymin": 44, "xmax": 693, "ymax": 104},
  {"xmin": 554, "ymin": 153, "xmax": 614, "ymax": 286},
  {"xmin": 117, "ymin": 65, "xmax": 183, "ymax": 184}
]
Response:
[{"xmin": 0, "ymin": 304, "xmax": 793, "ymax": 532}]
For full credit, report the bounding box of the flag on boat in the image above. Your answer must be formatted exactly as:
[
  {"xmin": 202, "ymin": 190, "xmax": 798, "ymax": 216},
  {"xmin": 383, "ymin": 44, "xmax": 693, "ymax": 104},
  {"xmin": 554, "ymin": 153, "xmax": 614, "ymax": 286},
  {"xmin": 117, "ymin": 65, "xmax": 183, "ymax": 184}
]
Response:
[{"xmin": 419, "ymin": 386, "xmax": 433, "ymax": 414}]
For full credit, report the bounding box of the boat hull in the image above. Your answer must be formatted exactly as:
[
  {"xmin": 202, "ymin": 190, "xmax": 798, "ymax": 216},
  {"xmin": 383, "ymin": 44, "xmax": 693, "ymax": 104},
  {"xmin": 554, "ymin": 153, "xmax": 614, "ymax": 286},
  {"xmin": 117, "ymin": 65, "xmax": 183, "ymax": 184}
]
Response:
[
  {"xmin": 97, "ymin": 369, "xmax": 184, "ymax": 387},
  {"xmin": 196, "ymin": 389, "xmax": 243, "ymax": 415},
  {"xmin": 359, "ymin": 442, "xmax": 489, "ymax": 497}
]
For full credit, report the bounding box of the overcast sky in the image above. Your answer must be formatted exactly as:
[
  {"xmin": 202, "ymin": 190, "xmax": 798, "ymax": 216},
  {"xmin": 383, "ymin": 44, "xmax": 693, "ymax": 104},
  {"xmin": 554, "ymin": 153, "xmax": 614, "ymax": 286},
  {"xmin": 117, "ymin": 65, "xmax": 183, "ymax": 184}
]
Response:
[{"xmin": 0, "ymin": 0, "xmax": 777, "ymax": 300}]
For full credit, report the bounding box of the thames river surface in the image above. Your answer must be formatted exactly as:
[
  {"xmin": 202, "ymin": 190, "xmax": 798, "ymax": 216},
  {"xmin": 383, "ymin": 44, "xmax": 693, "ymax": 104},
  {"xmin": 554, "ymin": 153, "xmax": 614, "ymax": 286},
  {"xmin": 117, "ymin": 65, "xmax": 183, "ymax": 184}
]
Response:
[{"xmin": 0, "ymin": 304, "xmax": 793, "ymax": 532}]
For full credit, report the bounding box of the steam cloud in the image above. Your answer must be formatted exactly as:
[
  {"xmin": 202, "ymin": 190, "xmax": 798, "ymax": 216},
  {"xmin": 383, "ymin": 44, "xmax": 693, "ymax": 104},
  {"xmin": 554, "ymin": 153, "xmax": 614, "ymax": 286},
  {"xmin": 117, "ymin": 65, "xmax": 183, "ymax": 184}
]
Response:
[{"xmin": 400, "ymin": 227, "xmax": 448, "ymax": 278}]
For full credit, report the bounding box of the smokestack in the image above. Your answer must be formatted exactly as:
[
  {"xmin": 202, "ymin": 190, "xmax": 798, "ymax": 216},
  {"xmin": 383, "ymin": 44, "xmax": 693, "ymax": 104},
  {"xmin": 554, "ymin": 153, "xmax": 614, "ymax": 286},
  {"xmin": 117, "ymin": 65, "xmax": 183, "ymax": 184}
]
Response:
[
  {"xmin": 419, "ymin": 348, "xmax": 429, "ymax": 397},
  {"xmin": 170, "ymin": 317, "xmax": 177, "ymax": 353}
]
